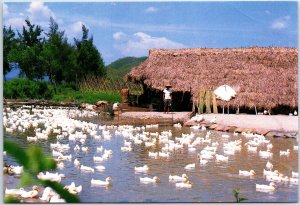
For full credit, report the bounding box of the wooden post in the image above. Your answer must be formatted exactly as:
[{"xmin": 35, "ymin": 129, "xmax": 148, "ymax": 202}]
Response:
[
  {"xmin": 236, "ymin": 105, "xmax": 240, "ymax": 114},
  {"xmin": 227, "ymin": 102, "xmax": 229, "ymax": 114},
  {"xmin": 212, "ymin": 92, "xmax": 218, "ymax": 114},
  {"xmin": 192, "ymin": 101, "xmax": 195, "ymax": 114},
  {"xmin": 198, "ymin": 89, "xmax": 206, "ymax": 114},
  {"xmin": 222, "ymin": 105, "xmax": 225, "ymax": 114},
  {"xmin": 254, "ymin": 106, "xmax": 257, "ymax": 115},
  {"xmin": 205, "ymin": 90, "xmax": 211, "ymax": 114}
]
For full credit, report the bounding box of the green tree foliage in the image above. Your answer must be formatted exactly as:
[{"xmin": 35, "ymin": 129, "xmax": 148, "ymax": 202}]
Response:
[
  {"xmin": 3, "ymin": 26, "xmax": 17, "ymax": 79},
  {"xmin": 4, "ymin": 18, "xmax": 106, "ymax": 89},
  {"xmin": 4, "ymin": 78, "xmax": 53, "ymax": 99},
  {"xmin": 39, "ymin": 17, "xmax": 78, "ymax": 89},
  {"xmin": 8, "ymin": 18, "xmax": 44, "ymax": 80},
  {"xmin": 74, "ymin": 25, "xmax": 106, "ymax": 80}
]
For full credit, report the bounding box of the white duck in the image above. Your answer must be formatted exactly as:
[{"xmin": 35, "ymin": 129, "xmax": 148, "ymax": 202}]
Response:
[
  {"xmin": 80, "ymin": 165, "xmax": 94, "ymax": 172},
  {"xmin": 64, "ymin": 182, "xmax": 82, "ymax": 195},
  {"xmin": 259, "ymin": 150, "xmax": 273, "ymax": 158},
  {"xmin": 74, "ymin": 158, "xmax": 80, "ymax": 167},
  {"xmin": 134, "ymin": 165, "xmax": 149, "ymax": 172},
  {"xmin": 279, "ymin": 149, "xmax": 290, "ymax": 156},
  {"xmin": 140, "ymin": 176, "xmax": 160, "ymax": 183},
  {"xmin": 49, "ymin": 194, "xmax": 66, "ymax": 203},
  {"xmin": 57, "ymin": 162, "xmax": 64, "ymax": 170},
  {"xmin": 82, "ymin": 146, "xmax": 89, "ymax": 152},
  {"xmin": 247, "ymin": 145, "xmax": 257, "ymax": 152},
  {"xmin": 184, "ymin": 163, "xmax": 195, "ymax": 170},
  {"xmin": 91, "ymin": 177, "xmax": 112, "ymax": 186},
  {"xmin": 95, "ymin": 165, "xmax": 106, "ymax": 171},
  {"xmin": 239, "ymin": 170, "xmax": 256, "ymax": 176},
  {"xmin": 263, "ymin": 169, "xmax": 279, "ymax": 176},
  {"xmin": 93, "ymin": 156, "xmax": 105, "ymax": 162},
  {"xmin": 5, "ymin": 187, "xmax": 25, "ymax": 196},
  {"xmin": 266, "ymin": 161, "xmax": 273, "ymax": 170},
  {"xmin": 10, "ymin": 165, "xmax": 23, "ymax": 175},
  {"xmin": 292, "ymin": 171, "xmax": 298, "ymax": 178},
  {"xmin": 73, "ymin": 144, "xmax": 80, "ymax": 152},
  {"xmin": 20, "ymin": 186, "xmax": 39, "ymax": 198},
  {"xmin": 290, "ymin": 177, "xmax": 298, "ymax": 184},
  {"xmin": 215, "ymin": 154, "xmax": 229, "ymax": 162},
  {"xmin": 256, "ymin": 182, "xmax": 276, "ymax": 191},
  {"xmin": 169, "ymin": 174, "xmax": 188, "ymax": 182},
  {"xmin": 175, "ymin": 180, "xmax": 193, "ymax": 188},
  {"xmin": 96, "ymin": 146, "xmax": 103, "ymax": 153},
  {"xmin": 37, "ymin": 172, "xmax": 65, "ymax": 182},
  {"xmin": 197, "ymin": 154, "xmax": 208, "ymax": 165}
]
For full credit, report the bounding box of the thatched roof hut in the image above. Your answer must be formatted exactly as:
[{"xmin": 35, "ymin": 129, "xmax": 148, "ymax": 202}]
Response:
[{"xmin": 126, "ymin": 47, "xmax": 298, "ymax": 111}]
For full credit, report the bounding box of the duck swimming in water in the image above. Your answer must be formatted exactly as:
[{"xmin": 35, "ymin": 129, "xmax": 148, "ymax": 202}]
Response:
[
  {"xmin": 256, "ymin": 182, "xmax": 276, "ymax": 191},
  {"xmin": 140, "ymin": 176, "xmax": 160, "ymax": 183},
  {"xmin": 91, "ymin": 177, "xmax": 112, "ymax": 186},
  {"xmin": 169, "ymin": 174, "xmax": 188, "ymax": 182},
  {"xmin": 239, "ymin": 170, "xmax": 256, "ymax": 176},
  {"xmin": 175, "ymin": 180, "xmax": 192, "ymax": 188}
]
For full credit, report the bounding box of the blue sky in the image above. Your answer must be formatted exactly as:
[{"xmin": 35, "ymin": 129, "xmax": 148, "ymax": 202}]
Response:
[{"xmin": 3, "ymin": 1, "xmax": 298, "ymax": 65}]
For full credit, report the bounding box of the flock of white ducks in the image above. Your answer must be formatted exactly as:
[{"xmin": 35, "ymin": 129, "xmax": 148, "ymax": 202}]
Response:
[{"xmin": 3, "ymin": 107, "xmax": 299, "ymax": 202}]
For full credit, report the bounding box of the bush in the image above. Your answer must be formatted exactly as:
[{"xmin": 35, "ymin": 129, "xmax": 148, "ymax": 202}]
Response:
[{"xmin": 4, "ymin": 78, "xmax": 53, "ymax": 99}]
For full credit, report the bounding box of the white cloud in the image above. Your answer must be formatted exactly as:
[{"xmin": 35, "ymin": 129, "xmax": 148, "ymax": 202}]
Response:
[
  {"xmin": 27, "ymin": 2, "xmax": 56, "ymax": 24},
  {"xmin": 3, "ymin": 3, "xmax": 9, "ymax": 17},
  {"xmin": 145, "ymin": 6, "xmax": 158, "ymax": 13},
  {"xmin": 113, "ymin": 31, "xmax": 127, "ymax": 41},
  {"xmin": 271, "ymin": 15, "xmax": 291, "ymax": 30},
  {"xmin": 6, "ymin": 17, "xmax": 26, "ymax": 28},
  {"xmin": 113, "ymin": 32, "xmax": 186, "ymax": 57},
  {"xmin": 65, "ymin": 21, "xmax": 87, "ymax": 40}
]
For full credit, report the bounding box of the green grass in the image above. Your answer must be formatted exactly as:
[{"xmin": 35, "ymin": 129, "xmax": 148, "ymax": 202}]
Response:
[{"xmin": 52, "ymin": 90, "xmax": 121, "ymax": 104}]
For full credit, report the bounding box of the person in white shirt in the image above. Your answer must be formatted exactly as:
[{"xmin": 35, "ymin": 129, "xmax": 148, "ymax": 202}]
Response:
[{"xmin": 163, "ymin": 84, "xmax": 172, "ymax": 114}]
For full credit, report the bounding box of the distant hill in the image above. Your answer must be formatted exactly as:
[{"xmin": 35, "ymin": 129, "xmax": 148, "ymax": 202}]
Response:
[{"xmin": 106, "ymin": 56, "xmax": 147, "ymax": 80}]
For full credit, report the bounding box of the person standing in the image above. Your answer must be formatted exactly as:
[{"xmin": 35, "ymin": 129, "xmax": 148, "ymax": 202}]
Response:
[{"xmin": 163, "ymin": 84, "xmax": 172, "ymax": 114}]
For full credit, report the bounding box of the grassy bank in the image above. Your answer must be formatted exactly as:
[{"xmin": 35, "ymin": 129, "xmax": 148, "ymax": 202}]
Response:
[{"xmin": 4, "ymin": 78, "xmax": 122, "ymax": 104}]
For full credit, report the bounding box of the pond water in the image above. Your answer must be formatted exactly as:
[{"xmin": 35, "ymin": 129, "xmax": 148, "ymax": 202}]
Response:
[{"xmin": 3, "ymin": 109, "xmax": 298, "ymax": 203}]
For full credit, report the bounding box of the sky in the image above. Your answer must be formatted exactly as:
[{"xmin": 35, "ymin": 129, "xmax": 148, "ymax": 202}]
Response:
[{"xmin": 3, "ymin": 1, "xmax": 298, "ymax": 66}]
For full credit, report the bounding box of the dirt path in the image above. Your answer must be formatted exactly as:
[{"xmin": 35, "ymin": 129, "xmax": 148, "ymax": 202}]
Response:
[{"xmin": 202, "ymin": 114, "xmax": 298, "ymax": 133}]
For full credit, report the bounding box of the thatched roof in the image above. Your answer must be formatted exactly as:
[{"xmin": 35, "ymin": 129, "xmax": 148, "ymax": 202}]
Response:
[{"xmin": 126, "ymin": 47, "xmax": 298, "ymax": 109}]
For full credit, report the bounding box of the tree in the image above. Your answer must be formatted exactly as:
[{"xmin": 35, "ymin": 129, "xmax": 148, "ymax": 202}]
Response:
[
  {"xmin": 39, "ymin": 17, "xmax": 78, "ymax": 91},
  {"xmin": 74, "ymin": 24, "xmax": 106, "ymax": 82},
  {"xmin": 3, "ymin": 26, "xmax": 17, "ymax": 80},
  {"xmin": 8, "ymin": 18, "xmax": 44, "ymax": 80}
]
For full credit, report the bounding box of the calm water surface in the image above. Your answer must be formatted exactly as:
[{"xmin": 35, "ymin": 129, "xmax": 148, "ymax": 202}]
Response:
[{"xmin": 4, "ymin": 120, "xmax": 298, "ymax": 203}]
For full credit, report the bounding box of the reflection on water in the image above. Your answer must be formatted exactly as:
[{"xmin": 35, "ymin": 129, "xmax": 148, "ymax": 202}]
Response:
[{"xmin": 4, "ymin": 124, "xmax": 298, "ymax": 203}]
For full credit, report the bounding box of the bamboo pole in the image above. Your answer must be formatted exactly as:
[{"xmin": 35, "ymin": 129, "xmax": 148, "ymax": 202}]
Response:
[
  {"xmin": 211, "ymin": 92, "xmax": 218, "ymax": 114},
  {"xmin": 205, "ymin": 90, "xmax": 211, "ymax": 114},
  {"xmin": 198, "ymin": 89, "xmax": 206, "ymax": 114}
]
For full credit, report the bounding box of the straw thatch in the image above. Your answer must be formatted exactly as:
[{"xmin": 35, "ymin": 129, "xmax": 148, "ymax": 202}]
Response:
[{"xmin": 126, "ymin": 47, "xmax": 298, "ymax": 110}]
